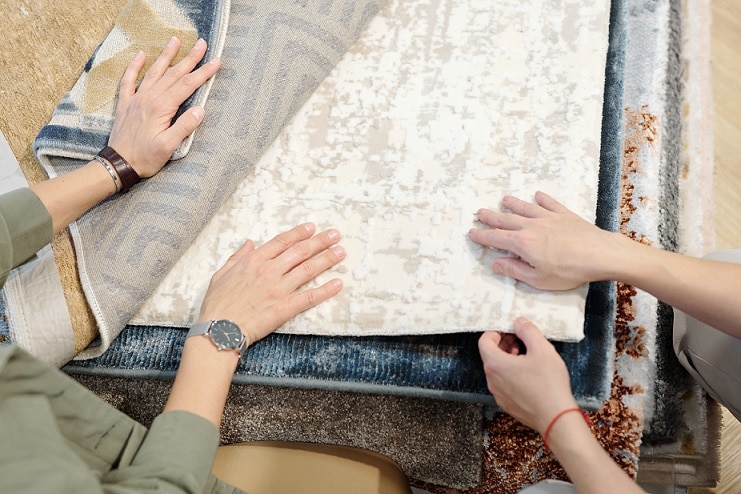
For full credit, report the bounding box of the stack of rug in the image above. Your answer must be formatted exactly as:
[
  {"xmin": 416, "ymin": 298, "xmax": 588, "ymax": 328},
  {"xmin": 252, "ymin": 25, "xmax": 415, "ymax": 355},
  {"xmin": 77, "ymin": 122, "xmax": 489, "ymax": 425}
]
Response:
[{"xmin": 0, "ymin": 0, "xmax": 720, "ymax": 491}]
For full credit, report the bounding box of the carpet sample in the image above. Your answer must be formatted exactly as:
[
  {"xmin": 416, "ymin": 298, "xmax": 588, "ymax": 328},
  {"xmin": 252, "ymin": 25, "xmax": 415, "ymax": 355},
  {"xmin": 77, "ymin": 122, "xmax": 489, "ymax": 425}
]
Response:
[
  {"xmin": 132, "ymin": 0, "xmax": 612, "ymax": 341},
  {"xmin": 3, "ymin": 0, "xmax": 385, "ymax": 365},
  {"xmin": 638, "ymin": 0, "xmax": 721, "ymax": 487},
  {"xmin": 0, "ymin": 0, "xmax": 128, "ymax": 363},
  {"xmin": 72, "ymin": 374, "xmax": 485, "ymax": 489},
  {"xmin": 1, "ymin": 0, "xmax": 718, "ymax": 490},
  {"xmin": 34, "ymin": 0, "xmax": 229, "ymax": 160}
]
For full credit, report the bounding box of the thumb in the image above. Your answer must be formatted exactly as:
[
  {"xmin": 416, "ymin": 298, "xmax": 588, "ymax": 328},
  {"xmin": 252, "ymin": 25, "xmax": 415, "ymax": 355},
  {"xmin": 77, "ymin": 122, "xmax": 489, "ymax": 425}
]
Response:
[
  {"xmin": 478, "ymin": 331, "xmax": 504, "ymax": 359},
  {"xmin": 167, "ymin": 105, "xmax": 206, "ymax": 143},
  {"xmin": 513, "ymin": 317, "xmax": 547, "ymax": 352}
]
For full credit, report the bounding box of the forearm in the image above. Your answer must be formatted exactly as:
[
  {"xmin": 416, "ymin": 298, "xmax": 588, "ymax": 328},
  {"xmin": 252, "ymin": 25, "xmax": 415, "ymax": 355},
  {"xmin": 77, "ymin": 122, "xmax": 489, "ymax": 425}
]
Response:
[
  {"xmin": 599, "ymin": 234, "xmax": 741, "ymax": 338},
  {"xmin": 547, "ymin": 414, "xmax": 644, "ymax": 494},
  {"xmin": 163, "ymin": 334, "xmax": 240, "ymax": 428},
  {"xmin": 29, "ymin": 160, "xmax": 117, "ymax": 234}
]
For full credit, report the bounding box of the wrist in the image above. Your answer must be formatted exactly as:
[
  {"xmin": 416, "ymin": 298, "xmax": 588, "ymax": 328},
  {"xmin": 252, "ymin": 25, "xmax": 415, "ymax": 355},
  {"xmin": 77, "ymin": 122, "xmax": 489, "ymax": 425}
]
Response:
[
  {"xmin": 586, "ymin": 230, "xmax": 635, "ymax": 282},
  {"xmin": 542, "ymin": 407, "xmax": 591, "ymax": 450},
  {"xmin": 188, "ymin": 319, "xmax": 249, "ymax": 357},
  {"xmin": 97, "ymin": 145, "xmax": 141, "ymax": 193},
  {"xmin": 182, "ymin": 332, "xmax": 241, "ymax": 366}
]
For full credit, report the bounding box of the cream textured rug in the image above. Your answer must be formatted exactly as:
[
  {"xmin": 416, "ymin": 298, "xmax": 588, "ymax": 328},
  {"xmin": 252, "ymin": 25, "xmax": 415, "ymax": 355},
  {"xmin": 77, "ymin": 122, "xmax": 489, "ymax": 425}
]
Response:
[{"xmin": 132, "ymin": 0, "xmax": 612, "ymax": 341}]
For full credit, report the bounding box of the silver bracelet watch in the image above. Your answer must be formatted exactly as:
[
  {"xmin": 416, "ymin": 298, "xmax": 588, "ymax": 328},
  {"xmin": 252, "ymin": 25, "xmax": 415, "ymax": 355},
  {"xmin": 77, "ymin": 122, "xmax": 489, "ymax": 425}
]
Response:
[{"xmin": 186, "ymin": 319, "xmax": 247, "ymax": 356}]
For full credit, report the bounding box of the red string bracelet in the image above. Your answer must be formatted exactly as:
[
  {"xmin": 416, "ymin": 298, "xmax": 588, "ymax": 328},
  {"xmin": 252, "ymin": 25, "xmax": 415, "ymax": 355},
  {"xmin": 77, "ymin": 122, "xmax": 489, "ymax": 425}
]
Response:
[{"xmin": 542, "ymin": 407, "xmax": 592, "ymax": 452}]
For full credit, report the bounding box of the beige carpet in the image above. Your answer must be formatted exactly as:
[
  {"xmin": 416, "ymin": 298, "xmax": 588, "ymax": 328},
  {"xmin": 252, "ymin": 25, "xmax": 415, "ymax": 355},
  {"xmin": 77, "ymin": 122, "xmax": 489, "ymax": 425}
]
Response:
[{"xmin": 0, "ymin": 0, "xmax": 127, "ymax": 353}]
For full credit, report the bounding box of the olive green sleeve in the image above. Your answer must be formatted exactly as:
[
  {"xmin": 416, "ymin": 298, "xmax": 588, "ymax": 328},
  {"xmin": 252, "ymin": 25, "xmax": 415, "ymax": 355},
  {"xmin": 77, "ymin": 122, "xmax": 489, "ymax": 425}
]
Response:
[
  {"xmin": 0, "ymin": 188, "xmax": 53, "ymax": 288},
  {"xmin": 0, "ymin": 346, "xmax": 243, "ymax": 494}
]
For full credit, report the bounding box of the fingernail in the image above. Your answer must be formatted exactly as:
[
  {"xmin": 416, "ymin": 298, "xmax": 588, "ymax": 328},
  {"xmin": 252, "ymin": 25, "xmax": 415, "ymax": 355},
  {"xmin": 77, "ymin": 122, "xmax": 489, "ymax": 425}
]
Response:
[
  {"xmin": 168, "ymin": 36, "xmax": 178, "ymax": 47},
  {"xmin": 327, "ymin": 229, "xmax": 340, "ymax": 241},
  {"xmin": 209, "ymin": 56, "xmax": 221, "ymax": 65},
  {"xmin": 332, "ymin": 246, "xmax": 346, "ymax": 258},
  {"xmin": 330, "ymin": 279, "xmax": 343, "ymax": 289},
  {"xmin": 133, "ymin": 50, "xmax": 144, "ymax": 62},
  {"xmin": 300, "ymin": 222, "xmax": 314, "ymax": 233},
  {"xmin": 195, "ymin": 38, "xmax": 206, "ymax": 49},
  {"xmin": 491, "ymin": 262, "xmax": 503, "ymax": 274},
  {"xmin": 191, "ymin": 106, "xmax": 204, "ymax": 120}
]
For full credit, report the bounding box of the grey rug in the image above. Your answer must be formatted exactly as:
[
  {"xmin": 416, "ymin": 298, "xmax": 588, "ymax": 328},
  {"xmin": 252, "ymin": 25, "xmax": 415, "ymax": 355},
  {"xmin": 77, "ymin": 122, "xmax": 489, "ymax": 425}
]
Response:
[{"xmin": 72, "ymin": 374, "xmax": 485, "ymax": 489}]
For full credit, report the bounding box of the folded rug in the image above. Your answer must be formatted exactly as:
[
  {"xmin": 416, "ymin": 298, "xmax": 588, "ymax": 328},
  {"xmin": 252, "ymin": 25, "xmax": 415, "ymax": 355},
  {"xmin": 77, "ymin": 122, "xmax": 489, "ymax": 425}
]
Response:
[
  {"xmin": 131, "ymin": 0, "xmax": 613, "ymax": 342},
  {"xmin": 3, "ymin": 0, "xmax": 385, "ymax": 365}
]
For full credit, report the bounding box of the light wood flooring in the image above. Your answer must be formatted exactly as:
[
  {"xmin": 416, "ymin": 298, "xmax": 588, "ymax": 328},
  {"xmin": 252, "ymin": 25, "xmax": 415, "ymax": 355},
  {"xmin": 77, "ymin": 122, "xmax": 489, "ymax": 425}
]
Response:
[{"xmin": 702, "ymin": 0, "xmax": 741, "ymax": 492}]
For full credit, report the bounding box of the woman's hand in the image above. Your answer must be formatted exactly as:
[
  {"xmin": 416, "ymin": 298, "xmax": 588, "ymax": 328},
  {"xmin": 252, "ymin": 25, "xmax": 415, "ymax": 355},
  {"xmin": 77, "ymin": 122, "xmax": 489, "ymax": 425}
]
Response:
[
  {"xmin": 107, "ymin": 37, "xmax": 222, "ymax": 177},
  {"xmin": 469, "ymin": 191, "xmax": 622, "ymax": 291},
  {"xmin": 478, "ymin": 317, "xmax": 577, "ymax": 434},
  {"xmin": 197, "ymin": 223, "xmax": 346, "ymax": 347}
]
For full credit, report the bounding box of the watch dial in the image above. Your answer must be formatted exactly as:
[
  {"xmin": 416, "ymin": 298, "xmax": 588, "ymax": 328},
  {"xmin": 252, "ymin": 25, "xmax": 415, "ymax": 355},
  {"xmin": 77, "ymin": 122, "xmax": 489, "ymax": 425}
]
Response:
[{"xmin": 211, "ymin": 320, "xmax": 243, "ymax": 349}]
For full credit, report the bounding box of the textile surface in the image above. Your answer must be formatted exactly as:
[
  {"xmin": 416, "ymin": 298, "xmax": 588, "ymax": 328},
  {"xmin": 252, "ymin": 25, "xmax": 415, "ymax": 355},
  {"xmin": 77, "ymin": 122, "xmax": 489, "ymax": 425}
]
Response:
[
  {"xmin": 132, "ymin": 0, "xmax": 612, "ymax": 341},
  {"xmin": 61, "ymin": 0, "xmax": 624, "ymax": 408},
  {"xmin": 637, "ymin": 0, "xmax": 721, "ymax": 487},
  {"xmin": 0, "ymin": 0, "xmax": 720, "ymax": 490},
  {"xmin": 4, "ymin": 0, "xmax": 385, "ymax": 364},
  {"xmin": 71, "ymin": 374, "xmax": 485, "ymax": 489}
]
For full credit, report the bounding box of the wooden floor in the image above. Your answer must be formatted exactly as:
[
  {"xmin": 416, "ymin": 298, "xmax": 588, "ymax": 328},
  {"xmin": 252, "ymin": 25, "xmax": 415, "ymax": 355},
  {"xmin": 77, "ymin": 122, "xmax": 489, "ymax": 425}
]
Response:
[{"xmin": 704, "ymin": 0, "xmax": 741, "ymax": 492}]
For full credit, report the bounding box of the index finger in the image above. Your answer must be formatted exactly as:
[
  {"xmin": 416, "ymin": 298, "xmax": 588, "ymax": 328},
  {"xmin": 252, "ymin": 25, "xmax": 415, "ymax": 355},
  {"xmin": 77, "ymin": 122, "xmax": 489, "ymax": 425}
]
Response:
[
  {"xmin": 116, "ymin": 51, "xmax": 146, "ymax": 110},
  {"xmin": 501, "ymin": 195, "xmax": 548, "ymax": 219},
  {"xmin": 478, "ymin": 332, "xmax": 509, "ymax": 363},
  {"xmin": 468, "ymin": 227, "xmax": 520, "ymax": 254},
  {"xmin": 158, "ymin": 55, "xmax": 221, "ymax": 108}
]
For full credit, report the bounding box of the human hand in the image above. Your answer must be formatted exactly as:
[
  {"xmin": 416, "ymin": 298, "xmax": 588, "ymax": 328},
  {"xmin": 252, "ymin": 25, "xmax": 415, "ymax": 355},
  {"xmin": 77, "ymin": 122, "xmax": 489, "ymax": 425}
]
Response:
[
  {"xmin": 197, "ymin": 223, "xmax": 345, "ymax": 347},
  {"xmin": 478, "ymin": 317, "xmax": 577, "ymax": 434},
  {"xmin": 469, "ymin": 191, "xmax": 620, "ymax": 291},
  {"xmin": 107, "ymin": 37, "xmax": 222, "ymax": 177}
]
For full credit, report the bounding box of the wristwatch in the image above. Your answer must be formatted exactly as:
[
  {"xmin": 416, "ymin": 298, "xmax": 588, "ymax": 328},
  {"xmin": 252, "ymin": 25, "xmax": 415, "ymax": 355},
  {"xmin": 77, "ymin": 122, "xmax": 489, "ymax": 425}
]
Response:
[{"xmin": 186, "ymin": 319, "xmax": 248, "ymax": 356}]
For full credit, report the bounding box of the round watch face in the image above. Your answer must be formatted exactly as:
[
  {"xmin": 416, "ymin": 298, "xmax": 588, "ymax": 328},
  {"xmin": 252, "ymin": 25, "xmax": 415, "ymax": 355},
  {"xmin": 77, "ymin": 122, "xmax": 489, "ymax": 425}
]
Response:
[{"xmin": 210, "ymin": 320, "xmax": 244, "ymax": 350}]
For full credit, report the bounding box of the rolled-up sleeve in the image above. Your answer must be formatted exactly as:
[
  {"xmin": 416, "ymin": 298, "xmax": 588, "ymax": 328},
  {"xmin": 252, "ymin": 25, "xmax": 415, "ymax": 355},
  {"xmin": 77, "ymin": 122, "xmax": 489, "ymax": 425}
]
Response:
[
  {"xmin": 101, "ymin": 410, "xmax": 232, "ymax": 493},
  {"xmin": 0, "ymin": 347, "xmax": 243, "ymax": 494},
  {"xmin": 0, "ymin": 188, "xmax": 53, "ymax": 287}
]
